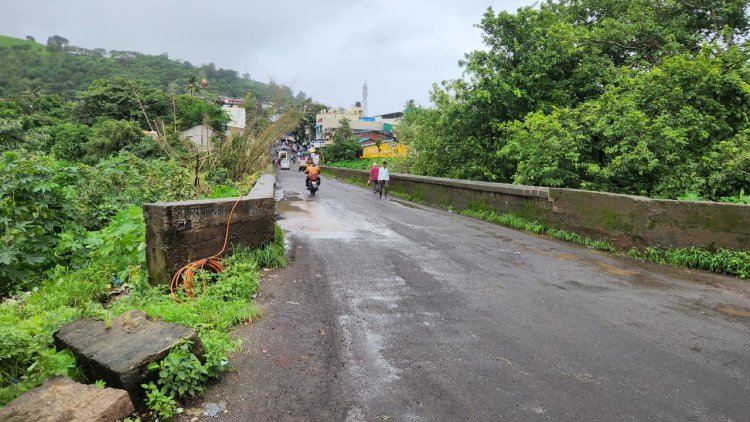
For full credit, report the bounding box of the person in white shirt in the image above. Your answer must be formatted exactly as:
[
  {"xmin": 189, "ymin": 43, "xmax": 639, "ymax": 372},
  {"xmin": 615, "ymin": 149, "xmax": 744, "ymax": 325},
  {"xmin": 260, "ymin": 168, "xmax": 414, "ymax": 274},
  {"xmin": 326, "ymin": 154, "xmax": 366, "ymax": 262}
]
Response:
[{"xmin": 376, "ymin": 161, "xmax": 390, "ymax": 198}]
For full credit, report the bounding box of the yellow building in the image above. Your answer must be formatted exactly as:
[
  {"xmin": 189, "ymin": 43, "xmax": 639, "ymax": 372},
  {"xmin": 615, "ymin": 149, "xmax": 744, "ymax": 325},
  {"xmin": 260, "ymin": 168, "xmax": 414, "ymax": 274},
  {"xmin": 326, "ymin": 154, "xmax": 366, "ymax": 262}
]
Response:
[{"xmin": 361, "ymin": 139, "xmax": 408, "ymax": 158}]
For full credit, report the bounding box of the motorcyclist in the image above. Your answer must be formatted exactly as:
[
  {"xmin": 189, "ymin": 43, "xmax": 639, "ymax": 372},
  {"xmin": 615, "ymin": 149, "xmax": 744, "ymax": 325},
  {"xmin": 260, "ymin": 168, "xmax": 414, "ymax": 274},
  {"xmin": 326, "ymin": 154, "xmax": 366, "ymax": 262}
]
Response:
[{"xmin": 304, "ymin": 160, "xmax": 321, "ymax": 188}]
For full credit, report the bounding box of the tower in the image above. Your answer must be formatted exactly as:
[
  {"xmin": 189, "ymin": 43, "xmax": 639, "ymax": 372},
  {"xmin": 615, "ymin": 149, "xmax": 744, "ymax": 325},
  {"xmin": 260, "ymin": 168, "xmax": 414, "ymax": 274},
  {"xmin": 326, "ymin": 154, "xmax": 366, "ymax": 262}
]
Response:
[{"xmin": 362, "ymin": 80, "xmax": 368, "ymax": 116}]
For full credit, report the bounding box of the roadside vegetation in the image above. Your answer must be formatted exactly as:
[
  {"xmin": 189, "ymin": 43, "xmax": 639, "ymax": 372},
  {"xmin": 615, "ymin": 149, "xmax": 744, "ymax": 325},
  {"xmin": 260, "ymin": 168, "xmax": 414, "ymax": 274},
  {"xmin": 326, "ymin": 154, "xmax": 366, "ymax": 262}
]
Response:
[
  {"xmin": 0, "ymin": 65, "xmax": 297, "ymax": 418},
  {"xmin": 461, "ymin": 208, "xmax": 750, "ymax": 280},
  {"xmin": 395, "ymin": 0, "xmax": 750, "ymax": 203}
]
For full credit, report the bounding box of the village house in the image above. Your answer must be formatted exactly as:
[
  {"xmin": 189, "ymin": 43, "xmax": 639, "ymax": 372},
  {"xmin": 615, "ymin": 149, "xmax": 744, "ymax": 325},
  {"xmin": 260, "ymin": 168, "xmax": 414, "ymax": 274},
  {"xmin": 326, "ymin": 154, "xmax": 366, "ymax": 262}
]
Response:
[{"xmin": 181, "ymin": 124, "xmax": 221, "ymax": 150}]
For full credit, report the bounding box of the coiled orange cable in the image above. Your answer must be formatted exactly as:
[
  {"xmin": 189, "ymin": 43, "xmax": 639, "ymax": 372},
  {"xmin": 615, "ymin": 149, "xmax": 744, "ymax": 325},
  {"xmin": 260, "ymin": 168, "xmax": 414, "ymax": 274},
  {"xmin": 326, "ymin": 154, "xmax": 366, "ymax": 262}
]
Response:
[{"xmin": 170, "ymin": 195, "xmax": 244, "ymax": 302}]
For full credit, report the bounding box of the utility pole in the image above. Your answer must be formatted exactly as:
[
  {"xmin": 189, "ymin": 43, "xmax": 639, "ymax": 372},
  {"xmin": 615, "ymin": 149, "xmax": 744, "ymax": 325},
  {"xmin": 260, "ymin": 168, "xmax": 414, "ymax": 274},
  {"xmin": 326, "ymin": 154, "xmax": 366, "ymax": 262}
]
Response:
[{"xmin": 363, "ymin": 80, "xmax": 368, "ymax": 117}]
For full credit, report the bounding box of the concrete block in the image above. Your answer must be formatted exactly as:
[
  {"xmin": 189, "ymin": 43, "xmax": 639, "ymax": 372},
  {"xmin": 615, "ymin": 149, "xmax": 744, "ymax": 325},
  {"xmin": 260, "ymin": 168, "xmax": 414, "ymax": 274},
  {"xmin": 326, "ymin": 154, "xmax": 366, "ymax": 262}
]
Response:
[
  {"xmin": 0, "ymin": 376, "xmax": 134, "ymax": 422},
  {"xmin": 53, "ymin": 310, "xmax": 200, "ymax": 404}
]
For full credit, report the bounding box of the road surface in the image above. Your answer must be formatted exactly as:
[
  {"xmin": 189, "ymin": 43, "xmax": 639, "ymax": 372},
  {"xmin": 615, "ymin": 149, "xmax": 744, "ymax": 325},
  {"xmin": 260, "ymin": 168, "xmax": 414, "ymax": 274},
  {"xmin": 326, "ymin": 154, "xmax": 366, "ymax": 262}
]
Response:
[{"xmin": 204, "ymin": 169, "xmax": 750, "ymax": 422}]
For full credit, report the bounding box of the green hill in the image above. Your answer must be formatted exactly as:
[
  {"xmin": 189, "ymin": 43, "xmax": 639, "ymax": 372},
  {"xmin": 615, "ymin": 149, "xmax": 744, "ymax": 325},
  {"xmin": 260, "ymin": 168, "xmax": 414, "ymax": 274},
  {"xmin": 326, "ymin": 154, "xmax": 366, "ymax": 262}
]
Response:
[
  {"xmin": 0, "ymin": 34, "xmax": 46, "ymax": 50},
  {"xmin": 0, "ymin": 34, "xmax": 299, "ymax": 102}
]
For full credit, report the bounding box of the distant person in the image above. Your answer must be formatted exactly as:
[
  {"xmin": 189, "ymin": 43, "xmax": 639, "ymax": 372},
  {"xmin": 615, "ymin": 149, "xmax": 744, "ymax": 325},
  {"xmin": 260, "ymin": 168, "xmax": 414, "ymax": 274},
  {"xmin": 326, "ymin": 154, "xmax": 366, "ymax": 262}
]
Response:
[
  {"xmin": 376, "ymin": 161, "xmax": 389, "ymax": 198},
  {"xmin": 368, "ymin": 162, "xmax": 379, "ymax": 192}
]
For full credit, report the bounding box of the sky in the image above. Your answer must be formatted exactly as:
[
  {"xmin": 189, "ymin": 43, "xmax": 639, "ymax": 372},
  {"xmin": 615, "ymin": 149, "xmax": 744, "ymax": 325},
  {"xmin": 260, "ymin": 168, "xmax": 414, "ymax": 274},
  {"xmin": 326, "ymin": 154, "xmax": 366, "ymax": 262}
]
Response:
[{"xmin": 0, "ymin": 0, "xmax": 534, "ymax": 115}]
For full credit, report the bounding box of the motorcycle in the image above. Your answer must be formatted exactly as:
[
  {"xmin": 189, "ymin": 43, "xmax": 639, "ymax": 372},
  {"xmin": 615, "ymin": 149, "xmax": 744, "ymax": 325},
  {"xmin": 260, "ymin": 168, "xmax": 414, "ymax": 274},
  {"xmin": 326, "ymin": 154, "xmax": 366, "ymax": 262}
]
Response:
[{"xmin": 307, "ymin": 175, "xmax": 320, "ymax": 196}]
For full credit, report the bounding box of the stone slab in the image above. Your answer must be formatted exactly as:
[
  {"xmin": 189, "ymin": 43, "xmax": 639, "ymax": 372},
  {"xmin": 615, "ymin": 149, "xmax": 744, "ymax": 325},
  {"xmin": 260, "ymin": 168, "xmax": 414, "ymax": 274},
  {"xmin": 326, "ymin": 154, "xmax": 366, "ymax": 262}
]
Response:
[
  {"xmin": 144, "ymin": 173, "xmax": 276, "ymax": 285},
  {"xmin": 53, "ymin": 310, "xmax": 200, "ymax": 404},
  {"xmin": 0, "ymin": 376, "xmax": 134, "ymax": 422}
]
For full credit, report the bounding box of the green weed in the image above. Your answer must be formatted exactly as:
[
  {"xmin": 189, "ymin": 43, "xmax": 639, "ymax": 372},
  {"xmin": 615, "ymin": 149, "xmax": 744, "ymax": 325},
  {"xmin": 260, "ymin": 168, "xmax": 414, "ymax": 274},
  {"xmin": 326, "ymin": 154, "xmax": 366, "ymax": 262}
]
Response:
[
  {"xmin": 142, "ymin": 381, "xmax": 179, "ymax": 420},
  {"xmin": 462, "ymin": 208, "xmax": 750, "ymax": 279}
]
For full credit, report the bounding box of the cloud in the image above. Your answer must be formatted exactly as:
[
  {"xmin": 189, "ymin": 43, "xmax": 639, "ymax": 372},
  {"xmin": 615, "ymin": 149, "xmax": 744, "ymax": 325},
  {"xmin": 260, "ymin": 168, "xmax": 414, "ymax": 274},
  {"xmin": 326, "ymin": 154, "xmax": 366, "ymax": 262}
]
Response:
[{"xmin": 1, "ymin": 0, "xmax": 533, "ymax": 114}]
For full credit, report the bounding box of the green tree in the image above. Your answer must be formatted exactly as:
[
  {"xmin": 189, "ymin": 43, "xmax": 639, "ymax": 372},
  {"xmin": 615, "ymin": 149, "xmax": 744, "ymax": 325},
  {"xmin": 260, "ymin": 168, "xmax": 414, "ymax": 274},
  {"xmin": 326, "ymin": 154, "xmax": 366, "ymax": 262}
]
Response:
[
  {"xmin": 51, "ymin": 123, "xmax": 91, "ymax": 161},
  {"xmin": 326, "ymin": 118, "xmax": 360, "ymax": 161},
  {"xmin": 185, "ymin": 75, "xmax": 201, "ymax": 96},
  {"xmin": 82, "ymin": 119, "xmax": 146, "ymax": 163},
  {"xmin": 175, "ymin": 95, "xmax": 229, "ymax": 130},
  {"xmin": 74, "ymin": 77, "xmax": 169, "ymax": 128},
  {"xmin": 403, "ymin": 0, "xmax": 750, "ymax": 200},
  {"xmin": 289, "ymin": 100, "xmax": 326, "ymax": 144}
]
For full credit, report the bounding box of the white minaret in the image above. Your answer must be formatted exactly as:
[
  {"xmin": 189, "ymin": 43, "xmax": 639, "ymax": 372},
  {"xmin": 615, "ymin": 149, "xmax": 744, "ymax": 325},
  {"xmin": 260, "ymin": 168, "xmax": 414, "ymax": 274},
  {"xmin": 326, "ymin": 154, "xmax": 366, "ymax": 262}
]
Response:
[{"xmin": 362, "ymin": 80, "xmax": 368, "ymax": 116}]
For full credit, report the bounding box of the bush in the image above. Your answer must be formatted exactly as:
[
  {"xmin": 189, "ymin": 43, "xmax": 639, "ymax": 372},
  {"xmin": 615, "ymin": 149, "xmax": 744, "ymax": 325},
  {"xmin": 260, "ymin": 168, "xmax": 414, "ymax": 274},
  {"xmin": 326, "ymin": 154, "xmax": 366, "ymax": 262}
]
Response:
[
  {"xmin": 0, "ymin": 151, "xmax": 80, "ymax": 294},
  {"xmin": 51, "ymin": 123, "xmax": 90, "ymax": 161},
  {"xmin": 82, "ymin": 119, "xmax": 146, "ymax": 163},
  {"xmin": 75, "ymin": 153, "xmax": 194, "ymax": 228},
  {"xmin": 325, "ymin": 138, "xmax": 361, "ymax": 162}
]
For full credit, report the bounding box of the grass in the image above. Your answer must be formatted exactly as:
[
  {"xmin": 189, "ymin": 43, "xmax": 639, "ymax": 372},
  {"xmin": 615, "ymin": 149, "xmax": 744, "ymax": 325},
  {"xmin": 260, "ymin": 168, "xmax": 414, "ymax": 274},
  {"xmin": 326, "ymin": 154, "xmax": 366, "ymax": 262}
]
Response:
[
  {"xmin": 0, "ymin": 34, "xmax": 46, "ymax": 51},
  {"xmin": 0, "ymin": 219, "xmax": 287, "ymax": 406},
  {"xmin": 462, "ymin": 208, "xmax": 750, "ymax": 279},
  {"xmin": 462, "ymin": 208, "xmax": 619, "ymax": 253}
]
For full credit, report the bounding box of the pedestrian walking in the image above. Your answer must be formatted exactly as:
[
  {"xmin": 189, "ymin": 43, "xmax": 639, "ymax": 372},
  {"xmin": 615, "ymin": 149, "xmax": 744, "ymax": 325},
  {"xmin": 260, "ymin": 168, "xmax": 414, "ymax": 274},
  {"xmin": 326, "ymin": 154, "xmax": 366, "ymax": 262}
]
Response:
[
  {"xmin": 377, "ymin": 161, "xmax": 390, "ymax": 198},
  {"xmin": 368, "ymin": 162, "xmax": 379, "ymax": 192}
]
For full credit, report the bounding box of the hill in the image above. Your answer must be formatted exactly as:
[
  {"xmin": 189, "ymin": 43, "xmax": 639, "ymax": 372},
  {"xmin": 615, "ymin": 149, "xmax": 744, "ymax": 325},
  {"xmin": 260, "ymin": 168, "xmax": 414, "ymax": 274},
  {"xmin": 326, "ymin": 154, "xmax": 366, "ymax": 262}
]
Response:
[{"xmin": 0, "ymin": 34, "xmax": 301, "ymax": 102}]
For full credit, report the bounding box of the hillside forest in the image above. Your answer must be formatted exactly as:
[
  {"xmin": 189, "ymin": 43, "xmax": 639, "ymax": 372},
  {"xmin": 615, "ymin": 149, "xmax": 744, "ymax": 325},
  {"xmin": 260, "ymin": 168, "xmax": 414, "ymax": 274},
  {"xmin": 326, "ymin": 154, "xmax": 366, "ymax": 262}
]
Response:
[
  {"xmin": 0, "ymin": 34, "xmax": 305, "ymax": 103},
  {"xmin": 397, "ymin": 0, "xmax": 750, "ymax": 203}
]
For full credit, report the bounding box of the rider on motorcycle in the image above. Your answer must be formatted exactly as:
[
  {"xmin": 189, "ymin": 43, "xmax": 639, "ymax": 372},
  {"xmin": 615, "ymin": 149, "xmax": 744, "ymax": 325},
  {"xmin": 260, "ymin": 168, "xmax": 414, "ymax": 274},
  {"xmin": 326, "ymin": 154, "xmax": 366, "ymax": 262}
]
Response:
[{"xmin": 304, "ymin": 160, "xmax": 321, "ymax": 188}]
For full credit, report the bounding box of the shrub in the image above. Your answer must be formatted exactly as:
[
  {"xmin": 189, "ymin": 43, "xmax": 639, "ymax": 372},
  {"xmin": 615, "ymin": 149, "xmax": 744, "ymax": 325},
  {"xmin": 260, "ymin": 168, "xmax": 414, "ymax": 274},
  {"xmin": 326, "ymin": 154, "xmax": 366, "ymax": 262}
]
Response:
[{"xmin": 0, "ymin": 151, "xmax": 80, "ymax": 294}]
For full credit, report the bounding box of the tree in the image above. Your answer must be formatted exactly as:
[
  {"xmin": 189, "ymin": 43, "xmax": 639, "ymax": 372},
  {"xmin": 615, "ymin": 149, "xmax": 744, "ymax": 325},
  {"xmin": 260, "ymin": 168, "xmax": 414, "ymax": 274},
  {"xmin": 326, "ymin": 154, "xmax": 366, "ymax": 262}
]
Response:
[
  {"xmin": 51, "ymin": 123, "xmax": 91, "ymax": 161},
  {"xmin": 25, "ymin": 35, "xmax": 35, "ymax": 42},
  {"xmin": 46, "ymin": 35, "xmax": 69, "ymax": 52},
  {"xmin": 402, "ymin": 0, "xmax": 750, "ymax": 199},
  {"xmin": 326, "ymin": 118, "xmax": 360, "ymax": 161},
  {"xmin": 82, "ymin": 119, "xmax": 146, "ymax": 163},
  {"xmin": 333, "ymin": 118, "xmax": 354, "ymax": 144},
  {"xmin": 289, "ymin": 100, "xmax": 326, "ymax": 144},
  {"xmin": 185, "ymin": 75, "xmax": 201, "ymax": 96},
  {"xmin": 175, "ymin": 95, "xmax": 229, "ymax": 130},
  {"xmin": 74, "ymin": 77, "xmax": 169, "ymax": 128}
]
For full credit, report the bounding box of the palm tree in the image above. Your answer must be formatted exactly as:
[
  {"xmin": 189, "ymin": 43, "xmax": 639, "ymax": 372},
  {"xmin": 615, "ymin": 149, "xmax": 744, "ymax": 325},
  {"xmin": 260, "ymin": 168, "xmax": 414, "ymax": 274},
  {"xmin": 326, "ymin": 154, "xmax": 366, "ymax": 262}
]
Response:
[{"xmin": 186, "ymin": 75, "xmax": 201, "ymax": 96}]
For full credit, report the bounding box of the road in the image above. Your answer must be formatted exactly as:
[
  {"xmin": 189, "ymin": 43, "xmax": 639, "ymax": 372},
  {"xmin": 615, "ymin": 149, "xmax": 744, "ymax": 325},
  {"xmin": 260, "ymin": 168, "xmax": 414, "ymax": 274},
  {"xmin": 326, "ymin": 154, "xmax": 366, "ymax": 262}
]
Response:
[{"xmin": 204, "ymin": 169, "xmax": 750, "ymax": 422}]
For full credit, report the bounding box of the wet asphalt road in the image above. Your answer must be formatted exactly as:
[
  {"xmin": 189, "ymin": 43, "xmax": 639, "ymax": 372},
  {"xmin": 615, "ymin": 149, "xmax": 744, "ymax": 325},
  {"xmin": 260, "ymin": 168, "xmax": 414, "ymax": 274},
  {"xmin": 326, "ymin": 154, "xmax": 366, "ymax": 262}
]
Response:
[{"xmin": 210, "ymin": 169, "xmax": 750, "ymax": 422}]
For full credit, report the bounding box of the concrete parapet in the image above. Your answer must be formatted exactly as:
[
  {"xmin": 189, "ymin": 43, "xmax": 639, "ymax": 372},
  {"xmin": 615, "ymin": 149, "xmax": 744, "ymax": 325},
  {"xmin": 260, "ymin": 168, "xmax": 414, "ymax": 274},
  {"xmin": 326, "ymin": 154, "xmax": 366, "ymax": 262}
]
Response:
[
  {"xmin": 322, "ymin": 166, "xmax": 749, "ymax": 251},
  {"xmin": 144, "ymin": 173, "xmax": 276, "ymax": 285}
]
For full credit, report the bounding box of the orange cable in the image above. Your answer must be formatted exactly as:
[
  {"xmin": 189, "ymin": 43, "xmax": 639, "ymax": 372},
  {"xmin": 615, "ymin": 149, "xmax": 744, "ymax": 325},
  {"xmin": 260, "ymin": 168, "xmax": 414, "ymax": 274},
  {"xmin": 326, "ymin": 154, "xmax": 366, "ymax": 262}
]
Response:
[{"xmin": 170, "ymin": 195, "xmax": 244, "ymax": 302}]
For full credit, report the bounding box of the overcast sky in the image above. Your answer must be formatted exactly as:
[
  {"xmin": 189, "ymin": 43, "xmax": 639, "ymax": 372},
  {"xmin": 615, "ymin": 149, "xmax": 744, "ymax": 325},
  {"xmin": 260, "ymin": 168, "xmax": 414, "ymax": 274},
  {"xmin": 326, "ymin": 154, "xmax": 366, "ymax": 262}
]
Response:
[{"xmin": 1, "ymin": 0, "xmax": 533, "ymax": 115}]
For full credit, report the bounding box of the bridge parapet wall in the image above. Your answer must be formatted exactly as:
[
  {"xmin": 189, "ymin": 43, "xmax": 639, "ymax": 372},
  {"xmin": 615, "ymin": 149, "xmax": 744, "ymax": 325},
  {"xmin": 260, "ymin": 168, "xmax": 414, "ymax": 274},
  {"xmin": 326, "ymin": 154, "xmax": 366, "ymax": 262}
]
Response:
[
  {"xmin": 143, "ymin": 173, "xmax": 276, "ymax": 285},
  {"xmin": 323, "ymin": 167, "xmax": 750, "ymax": 250}
]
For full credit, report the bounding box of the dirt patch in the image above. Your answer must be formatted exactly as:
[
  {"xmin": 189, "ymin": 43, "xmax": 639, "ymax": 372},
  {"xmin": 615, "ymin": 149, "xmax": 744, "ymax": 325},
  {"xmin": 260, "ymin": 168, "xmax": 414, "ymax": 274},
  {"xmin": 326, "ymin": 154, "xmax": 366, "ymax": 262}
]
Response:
[
  {"xmin": 715, "ymin": 303, "xmax": 750, "ymax": 319},
  {"xmin": 595, "ymin": 262, "xmax": 640, "ymax": 277}
]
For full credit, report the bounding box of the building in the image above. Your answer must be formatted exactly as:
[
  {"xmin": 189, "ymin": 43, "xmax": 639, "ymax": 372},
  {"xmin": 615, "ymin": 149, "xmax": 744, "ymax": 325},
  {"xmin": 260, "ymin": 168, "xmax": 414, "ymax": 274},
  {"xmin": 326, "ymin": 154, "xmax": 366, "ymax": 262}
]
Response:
[
  {"xmin": 181, "ymin": 124, "xmax": 221, "ymax": 150},
  {"xmin": 216, "ymin": 96, "xmax": 244, "ymax": 106},
  {"xmin": 360, "ymin": 138, "xmax": 408, "ymax": 158},
  {"xmin": 315, "ymin": 106, "xmax": 397, "ymax": 140},
  {"xmin": 222, "ymin": 105, "xmax": 246, "ymax": 135}
]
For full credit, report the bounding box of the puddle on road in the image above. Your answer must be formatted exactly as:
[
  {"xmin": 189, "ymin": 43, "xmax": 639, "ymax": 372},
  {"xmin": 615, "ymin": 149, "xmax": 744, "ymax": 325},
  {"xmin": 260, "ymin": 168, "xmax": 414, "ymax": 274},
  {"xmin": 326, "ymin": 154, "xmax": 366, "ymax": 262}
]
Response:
[
  {"xmin": 277, "ymin": 201, "xmax": 303, "ymax": 214},
  {"xmin": 715, "ymin": 303, "xmax": 750, "ymax": 318},
  {"xmin": 275, "ymin": 190, "xmax": 362, "ymax": 240}
]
